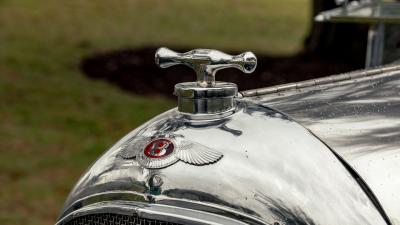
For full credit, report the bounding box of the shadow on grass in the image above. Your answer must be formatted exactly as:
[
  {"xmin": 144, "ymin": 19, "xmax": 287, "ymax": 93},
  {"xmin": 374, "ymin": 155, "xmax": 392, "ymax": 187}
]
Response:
[{"xmin": 80, "ymin": 46, "xmax": 363, "ymax": 98}]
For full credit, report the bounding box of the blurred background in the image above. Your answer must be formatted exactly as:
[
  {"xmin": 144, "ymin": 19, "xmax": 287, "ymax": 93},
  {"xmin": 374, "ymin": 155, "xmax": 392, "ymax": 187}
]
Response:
[{"xmin": 0, "ymin": 0, "xmax": 383, "ymax": 224}]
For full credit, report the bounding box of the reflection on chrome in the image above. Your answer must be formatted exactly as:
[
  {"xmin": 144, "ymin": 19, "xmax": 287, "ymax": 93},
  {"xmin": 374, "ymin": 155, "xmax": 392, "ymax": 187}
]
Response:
[
  {"xmin": 57, "ymin": 99, "xmax": 386, "ymax": 225},
  {"xmin": 252, "ymin": 65, "xmax": 400, "ymax": 225}
]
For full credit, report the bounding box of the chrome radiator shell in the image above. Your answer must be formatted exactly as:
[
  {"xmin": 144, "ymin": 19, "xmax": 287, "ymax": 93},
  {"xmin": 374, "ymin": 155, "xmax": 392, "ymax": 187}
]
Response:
[
  {"xmin": 57, "ymin": 99, "xmax": 386, "ymax": 225},
  {"xmin": 246, "ymin": 65, "xmax": 400, "ymax": 225}
]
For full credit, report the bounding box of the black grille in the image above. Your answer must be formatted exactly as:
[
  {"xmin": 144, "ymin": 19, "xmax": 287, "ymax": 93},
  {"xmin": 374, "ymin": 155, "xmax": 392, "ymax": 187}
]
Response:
[{"xmin": 66, "ymin": 213, "xmax": 182, "ymax": 225}]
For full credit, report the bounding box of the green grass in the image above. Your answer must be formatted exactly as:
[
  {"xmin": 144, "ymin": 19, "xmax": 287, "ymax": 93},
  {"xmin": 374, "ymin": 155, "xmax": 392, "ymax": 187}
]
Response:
[{"xmin": 0, "ymin": 1, "xmax": 309, "ymax": 224}]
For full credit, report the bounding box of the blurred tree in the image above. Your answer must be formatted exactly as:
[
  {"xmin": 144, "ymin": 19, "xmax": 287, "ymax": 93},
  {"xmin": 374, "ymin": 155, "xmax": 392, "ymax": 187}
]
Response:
[{"xmin": 305, "ymin": 0, "xmax": 369, "ymax": 66}]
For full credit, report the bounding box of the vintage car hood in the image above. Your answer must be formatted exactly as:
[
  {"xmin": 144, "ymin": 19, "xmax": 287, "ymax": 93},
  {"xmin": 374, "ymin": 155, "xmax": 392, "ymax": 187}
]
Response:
[
  {"xmin": 243, "ymin": 65, "xmax": 400, "ymax": 225},
  {"xmin": 58, "ymin": 100, "xmax": 387, "ymax": 225}
]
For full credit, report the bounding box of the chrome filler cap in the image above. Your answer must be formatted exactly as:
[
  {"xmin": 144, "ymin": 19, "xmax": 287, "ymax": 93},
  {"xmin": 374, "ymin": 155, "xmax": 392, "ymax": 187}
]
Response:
[{"xmin": 155, "ymin": 47, "xmax": 257, "ymax": 114}]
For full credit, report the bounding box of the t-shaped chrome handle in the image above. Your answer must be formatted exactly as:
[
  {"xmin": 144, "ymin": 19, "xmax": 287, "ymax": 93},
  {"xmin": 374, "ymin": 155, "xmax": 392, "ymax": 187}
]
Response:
[{"xmin": 155, "ymin": 47, "xmax": 257, "ymax": 87}]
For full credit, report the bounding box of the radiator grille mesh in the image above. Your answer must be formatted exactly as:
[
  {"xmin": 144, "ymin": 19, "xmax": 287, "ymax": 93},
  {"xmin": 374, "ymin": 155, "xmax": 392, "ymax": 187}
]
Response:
[{"xmin": 66, "ymin": 213, "xmax": 182, "ymax": 225}]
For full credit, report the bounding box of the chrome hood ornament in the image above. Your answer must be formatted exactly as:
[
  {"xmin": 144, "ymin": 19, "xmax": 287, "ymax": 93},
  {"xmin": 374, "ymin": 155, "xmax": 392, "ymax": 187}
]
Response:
[{"xmin": 155, "ymin": 47, "xmax": 256, "ymax": 114}]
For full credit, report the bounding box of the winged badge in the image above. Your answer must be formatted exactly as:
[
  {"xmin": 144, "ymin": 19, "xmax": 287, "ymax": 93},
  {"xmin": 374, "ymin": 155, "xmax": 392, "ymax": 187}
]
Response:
[{"xmin": 117, "ymin": 136, "xmax": 223, "ymax": 169}]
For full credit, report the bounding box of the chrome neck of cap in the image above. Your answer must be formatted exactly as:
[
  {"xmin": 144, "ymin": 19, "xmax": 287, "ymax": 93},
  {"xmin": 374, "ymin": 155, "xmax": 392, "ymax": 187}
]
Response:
[
  {"xmin": 174, "ymin": 82, "xmax": 238, "ymax": 114},
  {"xmin": 177, "ymin": 96, "xmax": 236, "ymax": 114}
]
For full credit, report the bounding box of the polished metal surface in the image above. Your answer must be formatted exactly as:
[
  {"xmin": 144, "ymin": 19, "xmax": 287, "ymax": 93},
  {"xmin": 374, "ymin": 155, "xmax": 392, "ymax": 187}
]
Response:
[
  {"xmin": 175, "ymin": 82, "xmax": 238, "ymax": 114},
  {"xmin": 155, "ymin": 47, "xmax": 256, "ymax": 87},
  {"xmin": 58, "ymin": 201, "xmax": 247, "ymax": 225},
  {"xmin": 366, "ymin": 22, "xmax": 385, "ymax": 68},
  {"xmin": 314, "ymin": 0, "xmax": 400, "ymax": 68},
  {"xmin": 65, "ymin": 213, "xmax": 181, "ymax": 225},
  {"xmin": 242, "ymin": 65, "xmax": 400, "ymax": 97},
  {"xmin": 155, "ymin": 47, "xmax": 256, "ymax": 114},
  {"xmin": 57, "ymin": 99, "xmax": 386, "ymax": 225},
  {"xmin": 249, "ymin": 65, "xmax": 400, "ymax": 224},
  {"xmin": 315, "ymin": 1, "xmax": 400, "ymax": 24}
]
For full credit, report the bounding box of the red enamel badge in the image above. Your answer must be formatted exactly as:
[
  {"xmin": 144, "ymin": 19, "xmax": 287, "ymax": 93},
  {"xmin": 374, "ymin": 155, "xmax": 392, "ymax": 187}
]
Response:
[
  {"xmin": 144, "ymin": 139, "xmax": 174, "ymax": 159},
  {"xmin": 118, "ymin": 136, "xmax": 223, "ymax": 169}
]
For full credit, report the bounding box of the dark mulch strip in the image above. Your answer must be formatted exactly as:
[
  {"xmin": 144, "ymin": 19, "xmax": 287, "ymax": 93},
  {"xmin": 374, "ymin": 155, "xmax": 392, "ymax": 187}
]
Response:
[{"xmin": 80, "ymin": 47, "xmax": 363, "ymax": 98}]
